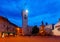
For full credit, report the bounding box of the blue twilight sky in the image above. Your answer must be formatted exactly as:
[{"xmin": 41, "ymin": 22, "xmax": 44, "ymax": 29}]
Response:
[{"xmin": 0, "ymin": 0, "xmax": 60, "ymax": 27}]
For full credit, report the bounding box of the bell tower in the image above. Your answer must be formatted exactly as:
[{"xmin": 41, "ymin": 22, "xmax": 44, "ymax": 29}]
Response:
[{"xmin": 22, "ymin": 9, "xmax": 28, "ymax": 35}]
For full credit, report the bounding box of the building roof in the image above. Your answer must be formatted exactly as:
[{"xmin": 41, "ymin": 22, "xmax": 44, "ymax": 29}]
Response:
[
  {"xmin": 54, "ymin": 22, "xmax": 60, "ymax": 27},
  {"xmin": 0, "ymin": 16, "xmax": 19, "ymax": 27}
]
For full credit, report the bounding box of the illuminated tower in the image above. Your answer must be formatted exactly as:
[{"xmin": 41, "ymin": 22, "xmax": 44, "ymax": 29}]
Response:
[{"xmin": 22, "ymin": 9, "xmax": 28, "ymax": 35}]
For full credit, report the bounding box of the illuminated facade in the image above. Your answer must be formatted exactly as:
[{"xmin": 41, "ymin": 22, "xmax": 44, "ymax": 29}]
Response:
[
  {"xmin": 16, "ymin": 27, "xmax": 22, "ymax": 35},
  {"xmin": 39, "ymin": 21, "xmax": 46, "ymax": 35},
  {"xmin": 53, "ymin": 19, "xmax": 60, "ymax": 36}
]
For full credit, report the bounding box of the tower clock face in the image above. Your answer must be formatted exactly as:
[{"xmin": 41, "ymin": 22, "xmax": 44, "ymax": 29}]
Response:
[{"xmin": 24, "ymin": 15, "xmax": 27, "ymax": 19}]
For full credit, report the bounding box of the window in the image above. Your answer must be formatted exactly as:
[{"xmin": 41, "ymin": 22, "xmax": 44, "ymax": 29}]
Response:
[{"xmin": 24, "ymin": 15, "xmax": 27, "ymax": 19}]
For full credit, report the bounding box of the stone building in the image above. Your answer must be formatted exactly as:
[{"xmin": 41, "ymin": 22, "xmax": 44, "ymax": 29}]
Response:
[
  {"xmin": 22, "ymin": 10, "xmax": 29, "ymax": 35},
  {"xmin": 0, "ymin": 16, "xmax": 19, "ymax": 37},
  {"xmin": 45, "ymin": 24, "xmax": 53, "ymax": 35},
  {"xmin": 27, "ymin": 26, "xmax": 33, "ymax": 35},
  {"xmin": 52, "ymin": 19, "xmax": 60, "ymax": 36}
]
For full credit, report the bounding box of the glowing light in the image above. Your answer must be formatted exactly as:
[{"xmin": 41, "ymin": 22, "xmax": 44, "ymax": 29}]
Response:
[{"xmin": 25, "ymin": 9, "xmax": 28, "ymax": 13}]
